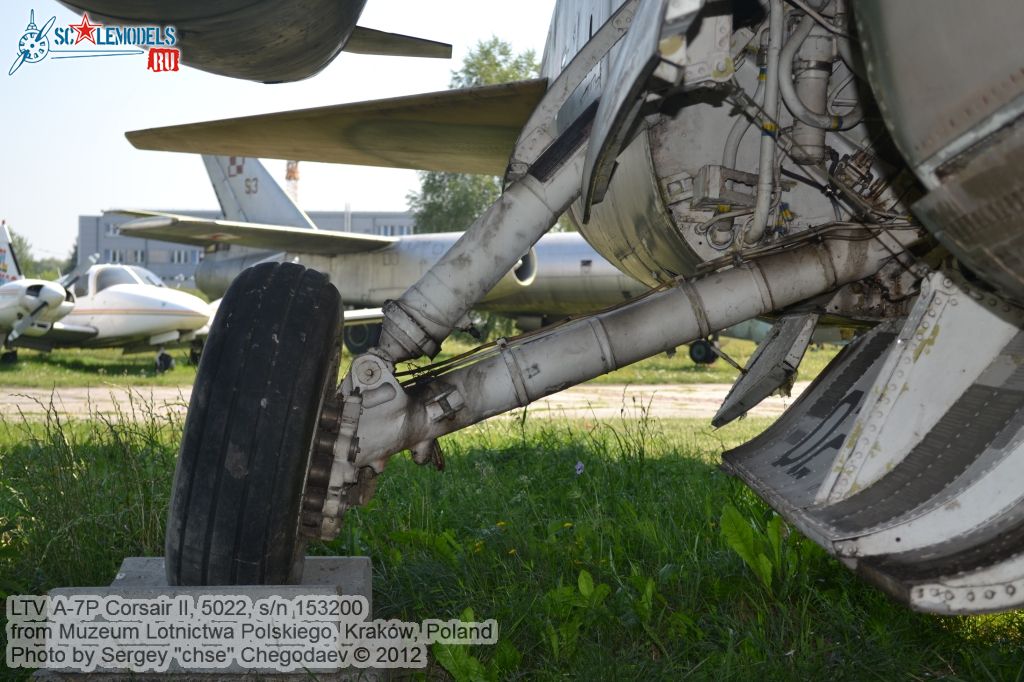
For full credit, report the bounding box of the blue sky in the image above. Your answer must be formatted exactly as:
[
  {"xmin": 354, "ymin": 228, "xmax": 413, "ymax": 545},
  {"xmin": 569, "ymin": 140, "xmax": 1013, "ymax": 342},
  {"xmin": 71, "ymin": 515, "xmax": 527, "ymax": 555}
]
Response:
[{"xmin": 0, "ymin": 0, "xmax": 555, "ymax": 259}]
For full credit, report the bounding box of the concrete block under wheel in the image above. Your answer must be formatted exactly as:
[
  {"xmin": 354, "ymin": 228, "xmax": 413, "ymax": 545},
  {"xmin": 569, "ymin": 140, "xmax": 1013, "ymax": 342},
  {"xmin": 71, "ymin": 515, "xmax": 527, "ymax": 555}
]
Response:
[{"xmin": 32, "ymin": 556, "xmax": 385, "ymax": 681}]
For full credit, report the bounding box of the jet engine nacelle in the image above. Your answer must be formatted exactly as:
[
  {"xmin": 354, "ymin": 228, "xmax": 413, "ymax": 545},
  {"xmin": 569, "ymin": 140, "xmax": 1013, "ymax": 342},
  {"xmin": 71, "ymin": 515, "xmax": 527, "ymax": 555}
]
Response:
[
  {"xmin": 483, "ymin": 247, "xmax": 538, "ymax": 300},
  {"xmin": 195, "ymin": 251, "xmax": 285, "ymax": 299}
]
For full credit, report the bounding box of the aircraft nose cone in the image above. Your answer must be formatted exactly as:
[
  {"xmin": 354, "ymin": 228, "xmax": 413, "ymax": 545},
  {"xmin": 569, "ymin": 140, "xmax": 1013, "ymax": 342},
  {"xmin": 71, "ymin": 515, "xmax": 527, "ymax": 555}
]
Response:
[
  {"xmin": 158, "ymin": 289, "xmax": 212, "ymax": 331},
  {"xmin": 113, "ymin": 286, "xmax": 211, "ymax": 333}
]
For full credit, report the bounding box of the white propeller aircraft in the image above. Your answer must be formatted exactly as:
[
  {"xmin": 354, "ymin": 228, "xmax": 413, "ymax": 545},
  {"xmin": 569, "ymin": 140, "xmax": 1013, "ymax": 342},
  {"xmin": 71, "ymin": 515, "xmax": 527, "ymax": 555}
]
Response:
[
  {"xmin": 9, "ymin": 264, "xmax": 212, "ymax": 357},
  {"xmin": 0, "ymin": 223, "xmax": 75, "ymax": 360},
  {"xmin": 1, "ymin": 224, "xmax": 211, "ymax": 359}
]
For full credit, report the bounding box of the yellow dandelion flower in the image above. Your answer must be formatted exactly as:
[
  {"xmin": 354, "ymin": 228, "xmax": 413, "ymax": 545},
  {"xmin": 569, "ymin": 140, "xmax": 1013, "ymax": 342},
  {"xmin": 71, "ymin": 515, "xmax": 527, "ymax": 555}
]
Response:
[
  {"xmin": 563, "ymin": 522, "xmax": 574, "ymax": 528},
  {"xmin": 508, "ymin": 548, "xmax": 517, "ymax": 555},
  {"xmin": 496, "ymin": 520, "xmax": 507, "ymax": 527}
]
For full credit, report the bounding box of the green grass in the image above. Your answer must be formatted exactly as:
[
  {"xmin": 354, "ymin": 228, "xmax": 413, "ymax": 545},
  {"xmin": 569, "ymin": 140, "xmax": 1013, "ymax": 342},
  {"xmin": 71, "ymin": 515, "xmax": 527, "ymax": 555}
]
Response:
[
  {"xmin": 0, "ymin": 337, "xmax": 840, "ymax": 389},
  {"xmin": 593, "ymin": 337, "xmax": 839, "ymax": 385},
  {"xmin": 1, "ymin": 405, "xmax": 1021, "ymax": 680},
  {"xmin": 0, "ymin": 347, "xmax": 199, "ymax": 388}
]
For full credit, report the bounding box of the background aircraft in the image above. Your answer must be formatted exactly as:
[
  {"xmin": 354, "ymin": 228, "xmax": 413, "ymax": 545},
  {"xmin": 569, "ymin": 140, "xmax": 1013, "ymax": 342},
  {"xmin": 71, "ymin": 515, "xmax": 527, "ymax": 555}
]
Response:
[
  {"xmin": 2, "ymin": 222, "xmax": 211, "ymax": 361},
  {"xmin": 0, "ymin": 224, "xmax": 74, "ymax": 361},
  {"xmin": 30, "ymin": 263, "xmax": 212, "ymax": 353},
  {"xmin": 117, "ymin": 155, "xmax": 649, "ymax": 352}
]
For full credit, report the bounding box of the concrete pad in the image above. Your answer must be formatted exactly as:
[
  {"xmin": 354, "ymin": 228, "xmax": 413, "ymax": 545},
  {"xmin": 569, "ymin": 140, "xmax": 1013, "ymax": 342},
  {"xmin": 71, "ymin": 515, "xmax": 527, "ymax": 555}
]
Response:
[
  {"xmin": 30, "ymin": 557, "xmax": 383, "ymax": 681},
  {"xmin": 3, "ymin": 382, "xmax": 807, "ymax": 421}
]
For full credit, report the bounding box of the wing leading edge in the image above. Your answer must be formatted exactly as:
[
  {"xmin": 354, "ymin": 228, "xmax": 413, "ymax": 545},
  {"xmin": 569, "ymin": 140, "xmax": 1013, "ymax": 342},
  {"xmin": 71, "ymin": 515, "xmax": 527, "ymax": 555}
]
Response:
[
  {"xmin": 125, "ymin": 79, "xmax": 549, "ymax": 176},
  {"xmin": 114, "ymin": 211, "xmax": 397, "ymax": 255}
]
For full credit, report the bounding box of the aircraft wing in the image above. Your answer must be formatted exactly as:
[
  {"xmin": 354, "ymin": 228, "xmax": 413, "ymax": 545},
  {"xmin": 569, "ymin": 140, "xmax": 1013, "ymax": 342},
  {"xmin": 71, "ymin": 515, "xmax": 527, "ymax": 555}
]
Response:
[
  {"xmin": 125, "ymin": 79, "xmax": 548, "ymax": 175},
  {"xmin": 344, "ymin": 27, "xmax": 452, "ymax": 59},
  {"xmin": 114, "ymin": 211, "xmax": 397, "ymax": 255},
  {"xmin": 11, "ymin": 321, "xmax": 98, "ymax": 351}
]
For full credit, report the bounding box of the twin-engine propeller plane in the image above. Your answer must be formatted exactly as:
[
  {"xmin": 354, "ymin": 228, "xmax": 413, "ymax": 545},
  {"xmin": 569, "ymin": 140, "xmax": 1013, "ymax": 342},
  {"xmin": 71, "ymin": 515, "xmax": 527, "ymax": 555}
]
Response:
[
  {"xmin": 0, "ymin": 224, "xmax": 74, "ymax": 360},
  {"xmin": 27, "ymin": 263, "xmax": 213, "ymax": 355},
  {"xmin": 73, "ymin": 0, "xmax": 1024, "ymax": 614},
  {"xmin": 0, "ymin": 223, "xmax": 211, "ymax": 358}
]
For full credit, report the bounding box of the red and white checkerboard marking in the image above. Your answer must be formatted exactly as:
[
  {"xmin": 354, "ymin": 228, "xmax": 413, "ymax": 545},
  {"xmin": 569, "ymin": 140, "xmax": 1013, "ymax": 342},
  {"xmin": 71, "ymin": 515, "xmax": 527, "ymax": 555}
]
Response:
[{"xmin": 227, "ymin": 157, "xmax": 245, "ymax": 177}]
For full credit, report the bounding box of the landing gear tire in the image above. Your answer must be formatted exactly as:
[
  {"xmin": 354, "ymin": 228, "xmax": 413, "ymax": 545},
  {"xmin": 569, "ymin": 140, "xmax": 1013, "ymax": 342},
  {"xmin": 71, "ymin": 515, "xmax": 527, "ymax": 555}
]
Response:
[
  {"xmin": 688, "ymin": 339, "xmax": 718, "ymax": 365},
  {"xmin": 342, "ymin": 322, "xmax": 381, "ymax": 355},
  {"xmin": 0, "ymin": 350, "xmax": 17, "ymax": 364},
  {"xmin": 165, "ymin": 262, "xmax": 341, "ymax": 586},
  {"xmin": 188, "ymin": 339, "xmax": 204, "ymax": 366}
]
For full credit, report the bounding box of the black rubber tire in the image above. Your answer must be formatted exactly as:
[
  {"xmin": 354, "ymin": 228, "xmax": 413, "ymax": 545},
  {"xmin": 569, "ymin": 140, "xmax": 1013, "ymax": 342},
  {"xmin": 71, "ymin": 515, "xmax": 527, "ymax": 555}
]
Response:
[
  {"xmin": 165, "ymin": 262, "xmax": 341, "ymax": 586},
  {"xmin": 688, "ymin": 339, "xmax": 719, "ymax": 365},
  {"xmin": 188, "ymin": 340, "xmax": 204, "ymax": 366},
  {"xmin": 342, "ymin": 322, "xmax": 382, "ymax": 355}
]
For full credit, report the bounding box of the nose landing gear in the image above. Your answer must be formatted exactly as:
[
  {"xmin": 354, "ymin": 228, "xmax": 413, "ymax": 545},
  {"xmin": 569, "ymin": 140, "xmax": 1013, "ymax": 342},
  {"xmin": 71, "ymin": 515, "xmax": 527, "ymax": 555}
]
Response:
[{"xmin": 164, "ymin": 262, "xmax": 341, "ymax": 585}]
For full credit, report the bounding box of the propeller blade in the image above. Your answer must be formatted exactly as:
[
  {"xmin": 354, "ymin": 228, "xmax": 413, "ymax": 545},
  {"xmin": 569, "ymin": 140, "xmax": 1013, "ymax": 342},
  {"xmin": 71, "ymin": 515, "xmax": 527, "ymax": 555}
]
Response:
[
  {"xmin": 8, "ymin": 50, "xmax": 28, "ymax": 77},
  {"xmin": 7, "ymin": 300, "xmax": 50, "ymax": 343},
  {"xmin": 36, "ymin": 15, "xmax": 56, "ymax": 41}
]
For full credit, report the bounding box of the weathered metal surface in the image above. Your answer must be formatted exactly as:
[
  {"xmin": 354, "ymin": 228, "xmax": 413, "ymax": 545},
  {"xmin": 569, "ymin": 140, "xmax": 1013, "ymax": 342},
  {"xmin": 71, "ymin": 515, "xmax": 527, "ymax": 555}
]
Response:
[
  {"xmin": 723, "ymin": 272, "xmax": 1024, "ymax": 614},
  {"xmin": 377, "ymin": 146, "xmax": 588, "ymax": 361},
  {"xmin": 713, "ymin": 313, "xmax": 817, "ymax": 427},
  {"xmin": 341, "ymin": 26, "xmax": 451, "ymax": 59},
  {"xmin": 582, "ymin": 0, "xmax": 672, "ymax": 218},
  {"xmin": 506, "ymin": 0, "xmax": 641, "ymax": 185},
  {"xmin": 127, "ymin": 80, "xmax": 549, "ymax": 175},
  {"xmin": 856, "ymin": 0, "xmax": 1024, "ymax": 174},
  {"xmin": 913, "ymin": 118, "xmax": 1024, "ymax": 305},
  {"xmin": 721, "ymin": 322, "xmax": 900, "ymax": 546},
  {"xmin": 60, "ymin": 0, "xmax": 369, "ymax": 82},
  {"xmin": 330, "ymin": 232, "xmax": 907, "ymax": 513},
  {"xmin": 818, "ymin": 273, "xmax": 1024, "ymax": 503}
]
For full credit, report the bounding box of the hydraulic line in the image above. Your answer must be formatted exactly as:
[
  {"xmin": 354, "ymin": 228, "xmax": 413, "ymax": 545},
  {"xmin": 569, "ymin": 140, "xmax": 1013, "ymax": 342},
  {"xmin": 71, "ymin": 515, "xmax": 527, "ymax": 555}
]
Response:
[
  {"xmin": 779, "ymin": 14, "xmax": 863, "ymax": 131},
  {"xmin": 723, "ymin": 57, "xmax": 767, "ymax": 169},
  {"xmin": 742, "ymin": 0, "xmax": 785, "ymax": 245}
]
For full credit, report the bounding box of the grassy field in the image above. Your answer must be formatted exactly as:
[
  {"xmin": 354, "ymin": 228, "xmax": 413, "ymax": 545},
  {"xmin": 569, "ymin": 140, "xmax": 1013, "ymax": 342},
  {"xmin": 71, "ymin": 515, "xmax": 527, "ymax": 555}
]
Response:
[
  {"xmin": 1, "ymin": 406, "xmax": 1021, "ymax": 680},
  {"xmin": 0, "ymin": 347, "xmax": 200, "ymax": 387},
  {"xmin": 1, "ymin": 336, "xmax": 841, "ymax": 388}
]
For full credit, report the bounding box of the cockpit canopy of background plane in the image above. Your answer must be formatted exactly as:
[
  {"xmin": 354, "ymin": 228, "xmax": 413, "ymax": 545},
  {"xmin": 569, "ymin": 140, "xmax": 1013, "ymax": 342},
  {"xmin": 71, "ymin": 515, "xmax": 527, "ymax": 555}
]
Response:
[{"xmin": 66, "ymin": 264, "xmax": 166, "ymax": 299}]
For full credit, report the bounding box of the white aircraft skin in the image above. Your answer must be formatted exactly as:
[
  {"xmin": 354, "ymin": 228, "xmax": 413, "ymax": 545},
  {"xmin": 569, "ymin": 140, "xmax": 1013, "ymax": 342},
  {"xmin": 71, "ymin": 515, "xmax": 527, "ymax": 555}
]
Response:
[
  {"xmin": 0, "ymin": 223, "xmax": 74, "ymax": 346},
  {"xmin": 56, "ymin": 264, "xmax": 210, "ymax": 348},
  {"xmin": 0, "ymin": 280, "xmax": 74, "ymax": 340}
]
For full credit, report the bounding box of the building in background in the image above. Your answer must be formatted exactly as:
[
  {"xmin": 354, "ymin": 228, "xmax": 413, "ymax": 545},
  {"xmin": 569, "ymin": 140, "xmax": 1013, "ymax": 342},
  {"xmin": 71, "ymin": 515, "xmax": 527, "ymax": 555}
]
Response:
[{"xmin": 78, "ymin": 210, "xmax": 415, "ymax": 287}]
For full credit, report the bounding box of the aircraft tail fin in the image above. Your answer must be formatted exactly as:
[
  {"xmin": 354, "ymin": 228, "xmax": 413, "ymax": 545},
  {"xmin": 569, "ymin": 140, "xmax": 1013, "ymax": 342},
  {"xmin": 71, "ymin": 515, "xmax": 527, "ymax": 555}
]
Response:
[
  {"xmin": 0, "ymin": 221, "xmax": 24, "ymax": 283},
  {"xmin": 202, "ymin": 155, "xmax": 318, "ymax": 229}
]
